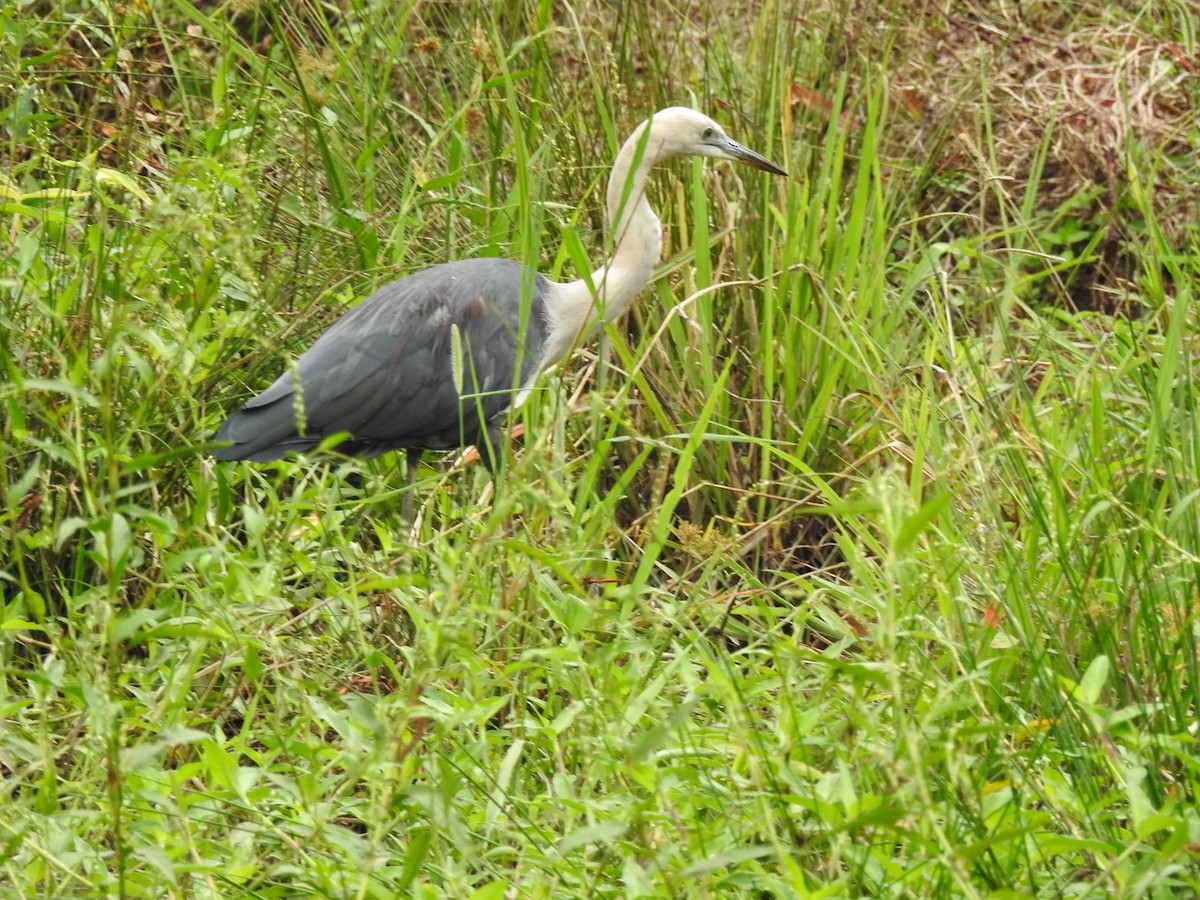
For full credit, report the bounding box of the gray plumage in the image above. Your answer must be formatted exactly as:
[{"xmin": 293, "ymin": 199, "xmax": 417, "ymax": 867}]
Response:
[{"xmin": 212, "ymin": 258, "xmax": 549, "ymax": 467}]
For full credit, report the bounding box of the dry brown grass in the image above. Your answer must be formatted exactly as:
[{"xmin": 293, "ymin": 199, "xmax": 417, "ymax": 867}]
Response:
[
  {"xmin": 783, "ymin": 3, "xmax": 1198, "ymax": 311},
  {"xmin": 927, "ymin": 19, "xmax": 1194, "ymax": 196},
  {"xmin": 887, "ymin": 5, "xmax": 1198, "ymax": 309}
]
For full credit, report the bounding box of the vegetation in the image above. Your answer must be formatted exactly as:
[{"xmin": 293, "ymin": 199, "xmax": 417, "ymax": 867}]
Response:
[{"xmin": 2, "ymin": 0, "xmax": 1199, "ymax": 895}]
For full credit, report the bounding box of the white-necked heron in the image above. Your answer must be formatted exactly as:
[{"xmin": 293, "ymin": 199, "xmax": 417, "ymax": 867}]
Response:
[{"xmin": 212, "ymin": 107, "xmax": 785, "ymax": 476}]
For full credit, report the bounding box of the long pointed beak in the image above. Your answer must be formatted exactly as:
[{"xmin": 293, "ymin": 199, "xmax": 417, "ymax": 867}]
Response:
[{"xmin": 724, "ymin": 138, "xmax": 787, "ymax": 177}]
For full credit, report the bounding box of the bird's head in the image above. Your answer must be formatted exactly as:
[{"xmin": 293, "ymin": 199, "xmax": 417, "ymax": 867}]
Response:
[{"xmin": 642, "ymin": 106, "xmax": 787, "ymax": 176}]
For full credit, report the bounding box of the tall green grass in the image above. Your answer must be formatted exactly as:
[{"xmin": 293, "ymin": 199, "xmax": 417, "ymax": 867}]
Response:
[{"xmin": 2, "ymin": 0, "xmax": 1199, "ymax": 895}]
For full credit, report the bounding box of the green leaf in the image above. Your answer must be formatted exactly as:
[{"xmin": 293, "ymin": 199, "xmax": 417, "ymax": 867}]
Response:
[
  {"xmin": 450, "ymin": 323, "xmax": 464, "ymax": 395},
  {"xmin": 680, "ymin": 845, "xmax": 773, "ymax": 878},
  {"xmin": 1076, "ymin": 655, "xmax": 1110, "ymax": 706},
  {"xmin": 94, "ymin": 167, "xmax": 152, "ymax": 204},
  {"xmin": 893, "ymin": 491, "xmax": 951, "ymax": 555},
  {"xmin": 556, "ymin": 822, "xmax": 627, "ymax": 854}
]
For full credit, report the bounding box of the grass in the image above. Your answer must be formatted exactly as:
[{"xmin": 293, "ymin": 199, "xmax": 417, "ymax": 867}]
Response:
[{"xmin": 3, "ymin": 0, "xmax": 1200, "ymax": 896}]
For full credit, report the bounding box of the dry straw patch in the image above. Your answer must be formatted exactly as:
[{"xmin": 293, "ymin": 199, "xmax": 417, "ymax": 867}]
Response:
[
  {"xmin": 900, "ymin": 13, "xmax": 1198, "ymax": 307},
  {"xmin": 932, "ymin": 23, "xmax": 1194, "ymax": 196}
]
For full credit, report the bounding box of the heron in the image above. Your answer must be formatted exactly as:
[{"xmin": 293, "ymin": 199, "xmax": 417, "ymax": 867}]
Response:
[{"xmin": 212, "ymin": 107, "xmax": 786, "ymax": 485}]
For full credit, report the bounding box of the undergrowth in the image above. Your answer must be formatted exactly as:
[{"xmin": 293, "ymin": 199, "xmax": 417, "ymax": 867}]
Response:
[{"xmin": 2, "ymin": 0, "xmax": 1198, "ymax": 896}]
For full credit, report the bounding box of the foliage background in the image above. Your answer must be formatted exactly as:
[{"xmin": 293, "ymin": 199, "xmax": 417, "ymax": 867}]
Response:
[{"xmin": 2, "ymin": 0, "xmax": 1199, "ymax": 896}]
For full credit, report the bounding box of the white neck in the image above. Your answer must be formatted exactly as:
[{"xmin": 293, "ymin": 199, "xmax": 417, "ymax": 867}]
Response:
[{"xmin": 540, "ymin": 120, "xmax": 665, "ymax": 367}]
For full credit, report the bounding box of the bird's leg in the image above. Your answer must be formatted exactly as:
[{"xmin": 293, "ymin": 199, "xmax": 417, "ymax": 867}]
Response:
[
  {"xmin": 469, "ymin": 426, "xmax": 504, "ymax": 508},
  {"xmin": 483, "ymin": 428, "xmax": 501, "ymax": 473},
  {"xmin": 401, "ymin": 447, "xmax": 423, "ymax": 521},
  {"xmin": 476, "ymin": 425, "xmax": 504, "ymax": 474}
]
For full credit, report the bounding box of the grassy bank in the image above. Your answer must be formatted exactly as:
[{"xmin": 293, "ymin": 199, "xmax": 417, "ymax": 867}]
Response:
[{"xmin": 2, "ymin": 0, "xmax": 1199, "ymax": 895}]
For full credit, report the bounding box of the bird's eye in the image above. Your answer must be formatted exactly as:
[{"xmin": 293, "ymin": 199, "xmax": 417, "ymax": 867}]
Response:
[{"xmin": 702, "ymin": 127, "xmax": 715, "ymax": 140}]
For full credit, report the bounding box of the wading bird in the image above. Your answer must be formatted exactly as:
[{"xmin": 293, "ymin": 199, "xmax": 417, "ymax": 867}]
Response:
[{"xmin": 213, "ymin": 107, "xmax": 785, "ymax": 477}]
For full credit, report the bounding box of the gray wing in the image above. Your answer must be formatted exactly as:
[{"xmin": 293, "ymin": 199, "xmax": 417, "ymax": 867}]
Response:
[{"xmin": 213, "ymin": 258, "xmax": 550, "ymax": 461}]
